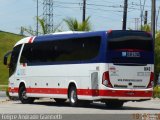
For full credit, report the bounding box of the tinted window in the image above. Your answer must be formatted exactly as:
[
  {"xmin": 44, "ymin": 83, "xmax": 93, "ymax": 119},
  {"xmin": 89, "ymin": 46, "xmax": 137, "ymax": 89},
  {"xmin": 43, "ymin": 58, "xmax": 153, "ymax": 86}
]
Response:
[
  {"xmin": 107, "ymin": 31, "xmax": 154, "ymax": 65},
  {"xmin": 107, "ymin": 31, "xmax": 153, "ymax": 51},
  {"xmin": 20, "ymin": 36, "xmax": 101, "ymax": 65},
  {"xmin": 9, "ymin": 44, "xmax": 22, "ymax": 76}
]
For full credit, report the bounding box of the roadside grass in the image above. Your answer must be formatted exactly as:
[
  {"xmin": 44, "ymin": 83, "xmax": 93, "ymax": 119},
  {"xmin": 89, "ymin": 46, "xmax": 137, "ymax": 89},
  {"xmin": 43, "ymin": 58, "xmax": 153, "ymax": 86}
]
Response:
[
  {"xmin": 0, "ymin": 31, "xmax": 24, "ymax": 85},
  {"xmin": 153, "ymin": 85, "xmax": 160, "ymax": 98},
  {"xmin": 0, "ymin": 85, "xmax": 8, "ymax": 91}
]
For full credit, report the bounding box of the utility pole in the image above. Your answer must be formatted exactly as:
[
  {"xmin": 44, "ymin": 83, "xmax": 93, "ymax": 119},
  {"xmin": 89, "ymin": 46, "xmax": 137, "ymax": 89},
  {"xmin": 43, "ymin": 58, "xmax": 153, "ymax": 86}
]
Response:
[
  {"xmin": 82, "ymin": 0, "xmax": 86, "ymax": 22},
  {"xmin": 36, "ymin": 0, "xmax": 39, "ymax": 36},
  {"xmin": 151, "ymin": 0, "xmax": 156, "ymax": 86},
  {"xmin": 144, "ymin": 11, "xmax": 148, "ymax": 25},
  {"xmin": 122, "ymin": 0, "xmax": 128, "ymax": 30},
  {"xmin": 151, "ymin": 0, "xmax": 156, "ymax": 41}
]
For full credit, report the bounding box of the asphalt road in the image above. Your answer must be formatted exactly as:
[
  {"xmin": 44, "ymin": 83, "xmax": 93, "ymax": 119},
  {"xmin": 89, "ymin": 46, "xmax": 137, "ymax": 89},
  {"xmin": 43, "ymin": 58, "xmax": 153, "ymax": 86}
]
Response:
[
  {"xmin": 0, "ymin": 98, "xmax": 160, "ymax": 120},
  {"xmin": 0, "ymin": 91, "xmax": 6, "ymax": 97},
  {"xmin": 0, "ymin": 91, "xmax": 160, "ymax": 120},
  {"xmin": 0, "ymin": 91, "xmax": 7, "ymax": 102}
]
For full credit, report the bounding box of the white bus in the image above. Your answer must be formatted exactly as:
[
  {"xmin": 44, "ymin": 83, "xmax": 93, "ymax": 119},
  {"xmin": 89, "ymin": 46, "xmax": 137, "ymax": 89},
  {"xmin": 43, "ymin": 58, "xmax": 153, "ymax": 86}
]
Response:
[{"xmin": 4, "ymin": 30, "xmax": 154, "ymax": 108}]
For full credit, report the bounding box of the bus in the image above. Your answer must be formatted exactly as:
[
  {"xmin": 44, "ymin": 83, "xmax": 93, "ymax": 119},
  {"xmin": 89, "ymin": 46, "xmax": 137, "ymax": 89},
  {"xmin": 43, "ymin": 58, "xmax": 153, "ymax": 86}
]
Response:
[{"xmin": 4, "ymin": 30, "xmax": 154, "ymax": 108}]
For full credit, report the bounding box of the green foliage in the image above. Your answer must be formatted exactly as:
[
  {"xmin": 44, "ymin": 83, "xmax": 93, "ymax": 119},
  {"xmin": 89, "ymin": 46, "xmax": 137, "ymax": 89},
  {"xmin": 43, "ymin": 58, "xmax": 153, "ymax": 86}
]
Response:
[
  {"xmin": 0, "ymin": 31, "xmax": 24, "ymax": 85},
  {"xmin": 21, "ymin": 26, "xmax": 36, "ymax": 36},
  {"xmin": 0, "ymin": 85, "xmax": 8, "ymax": 91},
  {"xmin": 64, "ymin": 17, "xmax": 92, "ymax": 31},
  {"xmin": 22, "ymin": 17, "xmax": 62, "ymax": 35},
  {"xmin": 155, "ymin": 31, "xmax": 160, "ymax": 80},
  {"xmin": 141, "ymin": 24, "xmax": 151, "ymax": 32},
  {"xmin": 37, "ymin": 17, "xmax": 47, "ymax": 34},
  {"xmin": 153, "ymin": 85, "xmax": 160, "ymax": 98},
  {"xmin": 140, "ymin": 24, "xmax": 160, "ymax": 83}
]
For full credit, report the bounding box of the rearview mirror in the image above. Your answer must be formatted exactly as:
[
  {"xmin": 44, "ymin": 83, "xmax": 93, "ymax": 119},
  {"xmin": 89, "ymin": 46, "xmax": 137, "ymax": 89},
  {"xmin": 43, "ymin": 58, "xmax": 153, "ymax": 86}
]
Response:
[{"xmin": 4, "ymin": 51, "xmax": 12, "ymax": 65}]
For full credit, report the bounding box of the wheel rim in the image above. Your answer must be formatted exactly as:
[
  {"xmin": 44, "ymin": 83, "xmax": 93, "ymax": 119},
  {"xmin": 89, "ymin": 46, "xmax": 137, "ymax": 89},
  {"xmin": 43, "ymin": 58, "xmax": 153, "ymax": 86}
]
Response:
[
  {"xmin": 70, "ymin": 90, "xmax": 76, "ymax": 103},
  {"xmin": 22, "ymin": 90, "xmax": 28, "ymax": 99}
]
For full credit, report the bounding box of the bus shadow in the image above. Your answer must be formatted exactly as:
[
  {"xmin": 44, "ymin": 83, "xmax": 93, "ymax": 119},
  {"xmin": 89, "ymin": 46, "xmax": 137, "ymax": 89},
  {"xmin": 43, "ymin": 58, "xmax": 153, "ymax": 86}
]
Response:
[{"xmin": 15, "ymin": 100, "xmax": 160, "ymax": 111}]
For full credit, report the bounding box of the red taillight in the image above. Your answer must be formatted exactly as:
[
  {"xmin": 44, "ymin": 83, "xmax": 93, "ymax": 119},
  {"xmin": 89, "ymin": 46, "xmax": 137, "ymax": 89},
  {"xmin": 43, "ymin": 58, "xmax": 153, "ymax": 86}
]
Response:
[
  {"xmin": 147, "ymin": 72, "xmax": 154, "ymax": 88},
  {"xmin": 102, "ymin": 71, "xmax": 113, "ymax": 88}
]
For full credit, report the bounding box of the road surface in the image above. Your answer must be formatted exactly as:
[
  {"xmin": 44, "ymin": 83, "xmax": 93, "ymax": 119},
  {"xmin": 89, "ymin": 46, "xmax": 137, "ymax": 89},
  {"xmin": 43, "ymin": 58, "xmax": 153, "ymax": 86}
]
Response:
[{"xmin": 0, "ymin": 91, "xmax": 160, "ymax": 120}]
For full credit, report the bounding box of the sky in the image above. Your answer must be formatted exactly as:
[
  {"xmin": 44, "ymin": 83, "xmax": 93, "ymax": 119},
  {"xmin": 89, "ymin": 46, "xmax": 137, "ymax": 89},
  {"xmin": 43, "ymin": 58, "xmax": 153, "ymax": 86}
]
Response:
[{"xmin": 0, "ymin": 0, "xmax": 160, "ymax": 34}]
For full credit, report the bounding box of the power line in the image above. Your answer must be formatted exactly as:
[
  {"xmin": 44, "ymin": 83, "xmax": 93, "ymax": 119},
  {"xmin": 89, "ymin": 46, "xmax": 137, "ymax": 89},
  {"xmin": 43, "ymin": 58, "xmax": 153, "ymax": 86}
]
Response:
[
  {"xmin": 53, "ymin": 1, "xmax": 140, "ymax": 11},
  {"xmin": 86, "ymin": 7, "xmax": 123, "ymax": 13},
  {"xmin": 53, "ymin": 5, "xmax": 124, "ymax": 13},
  {"xmin": 54, "ymin": 1, "xmax": 80, "ymax": 5}
]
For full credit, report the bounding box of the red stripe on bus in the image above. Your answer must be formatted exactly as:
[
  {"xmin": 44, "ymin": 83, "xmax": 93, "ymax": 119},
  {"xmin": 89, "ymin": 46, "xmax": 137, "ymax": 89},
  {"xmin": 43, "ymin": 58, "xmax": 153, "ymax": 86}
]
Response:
[
  {"xmin": 98, "ymin": 89, "xmax": 152, "ymax": 97},
  {"xmin": 9, "ymin": 87, "xmax": 152, "ymax": 97},
  {"xmin": 27, "ymin": 88, "xmax": 68, "ymax": 94},
  {"xmin": 28, "ymin": 37, "xmax": 34, "ymax": 43},
  {"xmin": 77, "ymin": 89, "xmax": 152, "ymax": 97}
]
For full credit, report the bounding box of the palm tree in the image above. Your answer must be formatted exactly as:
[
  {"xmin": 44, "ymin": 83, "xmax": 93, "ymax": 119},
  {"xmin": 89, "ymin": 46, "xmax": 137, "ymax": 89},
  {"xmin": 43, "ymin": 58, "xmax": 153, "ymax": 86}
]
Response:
[
  {"xmin": 22, "ymin": 16, "xmax": 62, "ymax": 36},
  {"xmin": 37, "ymin": 17, "xmax": 62, "ymax": 34},
  {"xmin": 64, "ymin": 17, "xmax": 91, "ymax": 31},
  {"xmin": 37, "ymin": 17, "xmax": 47, "ymax": 34}
]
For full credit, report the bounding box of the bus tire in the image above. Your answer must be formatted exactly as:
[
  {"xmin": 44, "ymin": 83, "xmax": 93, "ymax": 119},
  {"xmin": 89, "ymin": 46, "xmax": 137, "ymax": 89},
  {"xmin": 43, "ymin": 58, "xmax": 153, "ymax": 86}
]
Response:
[
  {"xmin": 54, "ymin": 98, "xmax": 66, "ymax": 104},
  {"xmin": 19, "ymin": 86, "xmax": 35, "ymax": 104},
  {"xmin": 105, "ymin": 100, "xmax": 124, "ymax": 109},
  {"xmin": 69, "ymin": 86, "xmax": 79, "ymax": 107}
]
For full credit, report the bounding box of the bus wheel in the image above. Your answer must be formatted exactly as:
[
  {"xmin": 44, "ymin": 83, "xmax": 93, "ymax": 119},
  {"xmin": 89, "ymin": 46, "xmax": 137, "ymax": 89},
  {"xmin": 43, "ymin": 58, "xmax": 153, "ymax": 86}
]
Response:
[
  {"xmin": 19, "ymin": 86, "xmax": 35, "ymax": 104},
  {"xmin": 54, "ymin": 98, "xmax": 66, "ymax": 104},
  {"xmin": 105, "ymin": 100, "xmax": 124, "ymax": 109},
  {"xmin": 69, "ymin": 86, "xmax": 78, "ymax": 106}
]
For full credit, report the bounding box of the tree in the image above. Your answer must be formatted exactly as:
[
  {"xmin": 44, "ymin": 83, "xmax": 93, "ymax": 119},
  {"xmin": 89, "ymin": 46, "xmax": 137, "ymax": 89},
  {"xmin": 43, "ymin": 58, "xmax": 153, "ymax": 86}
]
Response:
[
  {"xmin": 37, "ymin": 17, "xmax": 47, "ymax": 34},
  {"xmin": 141, "ymin": 24, "xmax": 151, "ymax": 32},
  {"xmin": 21, "ymin": 17, "xmax": 62, "ymax": 36},
  {"xmin": 64, "ymin": 17, "xmax": 91, "ymax": 31},
  {"xmin": 155, "ymin": 30, "xmax": 160, "ymax": 83}
]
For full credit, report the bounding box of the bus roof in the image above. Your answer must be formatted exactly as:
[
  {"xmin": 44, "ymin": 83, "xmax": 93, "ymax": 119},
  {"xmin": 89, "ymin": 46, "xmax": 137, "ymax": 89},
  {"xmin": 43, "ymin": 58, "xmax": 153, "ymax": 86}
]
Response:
[
  {"xmin": 14, "ymin": 31, "xmax": 106, "ymax": 46},
  {"xmin": 14, "ymin": 30, "xmax": 151, "ymax": 47}
]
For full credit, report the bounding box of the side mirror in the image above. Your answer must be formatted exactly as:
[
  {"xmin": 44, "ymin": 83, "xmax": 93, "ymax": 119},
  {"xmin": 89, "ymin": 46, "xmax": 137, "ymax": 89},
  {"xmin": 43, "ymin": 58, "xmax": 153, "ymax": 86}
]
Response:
[
  {"xmin": 4, "ymin": 56, "xmax": 8, "ymax": 65},
  {"xmin": 3, "ymin": 51, "xmax": 12, "ymax": 65}
]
